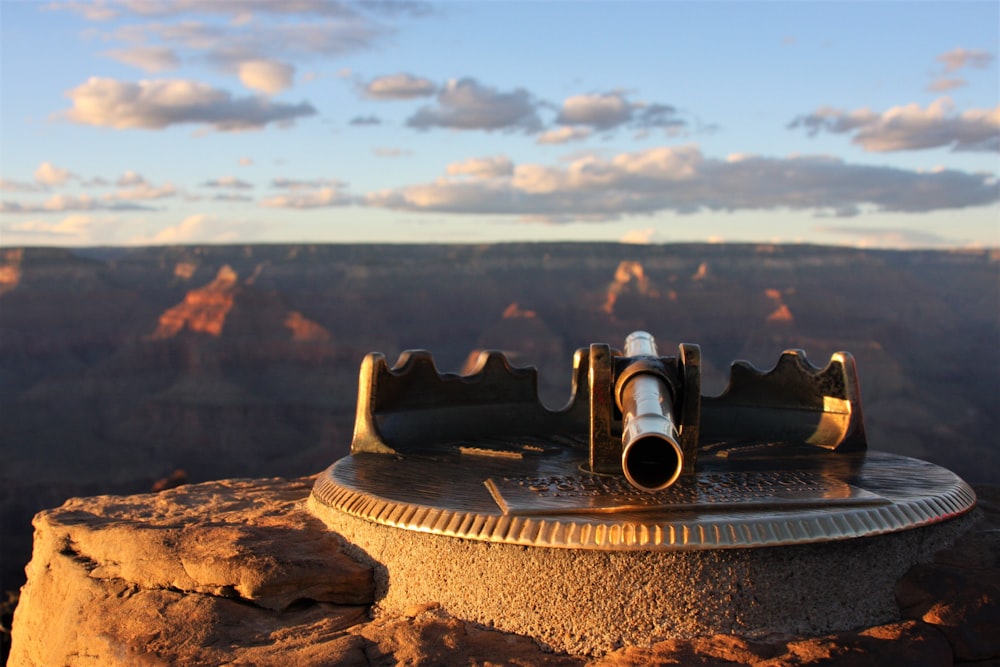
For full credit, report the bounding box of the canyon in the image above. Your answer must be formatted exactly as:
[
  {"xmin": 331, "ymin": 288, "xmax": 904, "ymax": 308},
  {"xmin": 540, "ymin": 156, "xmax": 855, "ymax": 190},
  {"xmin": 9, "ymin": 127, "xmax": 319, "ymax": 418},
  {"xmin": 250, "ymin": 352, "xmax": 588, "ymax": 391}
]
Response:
[{"xmin": 1, "ymin": 242, "xmax": 998, "ymax": 627}]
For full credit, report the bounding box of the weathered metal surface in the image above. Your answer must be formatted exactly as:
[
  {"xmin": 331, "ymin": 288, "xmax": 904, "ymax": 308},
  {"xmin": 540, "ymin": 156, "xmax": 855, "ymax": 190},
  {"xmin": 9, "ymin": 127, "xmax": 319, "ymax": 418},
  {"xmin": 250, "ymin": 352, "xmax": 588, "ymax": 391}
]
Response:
[{"xmin": 312, "ymin": 449, "xmax": 975, "ymax": 549}]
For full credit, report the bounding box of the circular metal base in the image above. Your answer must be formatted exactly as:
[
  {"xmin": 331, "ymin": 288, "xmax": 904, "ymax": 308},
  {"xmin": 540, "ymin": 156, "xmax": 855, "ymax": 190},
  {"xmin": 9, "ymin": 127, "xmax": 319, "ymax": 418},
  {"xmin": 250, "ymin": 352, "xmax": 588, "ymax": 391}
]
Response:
[{"xmin": 312, "ymin": 450, "xmax": 975, "ymax": 550}]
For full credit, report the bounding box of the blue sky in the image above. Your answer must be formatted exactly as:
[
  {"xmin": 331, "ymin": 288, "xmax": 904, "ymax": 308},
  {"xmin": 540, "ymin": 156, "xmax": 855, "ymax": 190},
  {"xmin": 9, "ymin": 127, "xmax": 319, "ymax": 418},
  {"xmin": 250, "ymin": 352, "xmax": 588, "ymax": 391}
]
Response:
[{"xmin": 1, "ymin": 0, "xmax": 997, "ymax": 248}]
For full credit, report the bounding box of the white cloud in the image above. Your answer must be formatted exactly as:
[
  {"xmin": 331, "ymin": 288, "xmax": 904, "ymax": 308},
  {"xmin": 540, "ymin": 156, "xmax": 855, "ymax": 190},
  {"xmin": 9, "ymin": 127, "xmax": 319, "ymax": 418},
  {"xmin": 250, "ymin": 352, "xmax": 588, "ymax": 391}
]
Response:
[
  {"xmin": 536, "ymin": 126, "xmax": 592, "ymax": 145},
  {"xmin": 1, "ymin": 193, "xmax": 155, "ymax": 213},
  {"xmin": 146, "ymin": 214, "xmax": 212, "ymax": 244},
  {"xmin": 373, "ymin": 147, "xmax": 412, "ymax": 157},
  {"xmin": 555, "ymin": 92, "xmax": 683, "ymax": 132},
  {"xmin": 0, "ymin": 179, "xmax": 42, "ymax": 192},
  {"xmin": 61, "ymin": 77, "xmax": 317, "ymax": 131},
  {"xmin": 406, "ymin": 78, "xmax": 542, "ymax": 132},
  {"xmin": 260, "ymin": 186, "xmax": 352, "ymax": 208},
  {"xmin": 620, "ymin": 228, "xmax": 660, "ymax": 244},
  {"xmin": 446, "ymin": 155, "xmax": 513, "ymax": 178},
  {"xmin": 238, "ymin": 157, "xmax": 254, "ymax": 166},
  {"xmin": 362, "ymin": 73, "xmax": 437, "ymax": 99},
  {"xmin": 34, "ymin": 162, "xmax": 74, "ymax": 185},
  {"xmin": 557, "ymin": 93, "xmax": 632, "ymax": 130},
  {"xmin": 109, "ymin": 182, "xmax": 177, "ymax": 200},
  {"xmin": 104, "ymin": 45, "xmax": 180, "ymax": 72},
  {"xmin": 2, "ymin": 214, "xmax": 97, "ymax": 236},
  {"xmin": 789, "ymin": 97, "xmax": 1000, "ymax": 152},
  {"xmin": 117, "ymin": 170, "xmax": 149, "ymax": 187},
  {"xmin": 364, "ymin": 146, "xmax": 998, "ymax": 220},
  {"xmin": 270, "ymin": 177, "xmax": 344, "ymax": 189},
  {"xmin": 815, "ymin": 225, "xmax": 962, "ymax": 248},
  {"xmin": 927, "ymin": 77, "xmax": 967, "ymax": 93},
  {"xmin": 237, "ymin": 59, "xmax": 295, "ymax": 94},
  {"xmin": 936, "ymin": 48, "xmax": 993, "ymax": 73},
  {"xmin": 202, "ymin": 176, "xmax": 254, "ymax": 189}
]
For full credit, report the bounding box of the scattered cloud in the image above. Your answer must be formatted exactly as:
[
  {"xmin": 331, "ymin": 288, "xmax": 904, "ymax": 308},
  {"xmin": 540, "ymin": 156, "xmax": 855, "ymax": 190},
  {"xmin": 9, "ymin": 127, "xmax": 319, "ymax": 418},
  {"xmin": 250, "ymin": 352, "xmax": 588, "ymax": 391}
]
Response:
[
  {"xmin": 260, "ymin": 186, "xmax": 352, "ymax": 208},
  {"xmin": 406, "ymin": 78, "xmax": 542, "ymax": 132},
  {"xmin": 213, "ymin": 193, "xmax": 254, "ymax": 202},
  {"xmin": 104, "ymin": 46, "xmax": 180, "ymax": 72},
  {"xmin": 789, "ymin": 97, "xmax": 1000, "ymax": 152},
  {"xmin": 362, "ymin": 73, "xmax": 437, "ymax": 99},
  {"xmin": 143, "ymin": 214, "xmax": 218, "ymax": 244},
  {"xmin": 536, "ymin": 126, "xmax": 592, "ymax": 145},
  {"xmin": 815, "ymin": 225, "xmax": 962, "ymax": 248},
  {"xmin": 34, "ymin": 162, "xmax": 75, "ymax": 185},
  {"xmin": 350, "ymin": 114, "xmax": 382, "ymax": 126},
  {"xmin": 1, "ymin": 194, "xmax": 155, "ymax": 214},
  {"xmin": 61, "ymin": 77, "xmax": 317, "ymax": 131},
  {"xmin": 936, "ymin": 48, "xmax": 993, "ymax": 73},
  {"xmin": 927, "ymin": 78, "xmax": 967, "ymax": 93},
  {"xmin": 555, "ymin": 92, "xmax": 683, "ymax": 132},
  {"xmin": 110, "ymin": 182, "xmax": 177, "ymax": 200},
  {"xmin": 202, "ymin": 176, "xmax": 254, "ymax": 189},
  {"xmin": 116, "ymin": 170, "xmax": 149, "ymax": 187},
  {"xmin": 364, "ymin": 145, "xmax": 998, "ymax": 220},
  {"xmin": 620, "ymin": 228, "xmax": 661, "ymax": 244},
  {"xmin": 1, "ymin": 214, "xmax": 98, "ymax": 237},
  {"xmin": 446, "ymin": 155, "xmax": 513, "ymax": 178},
  {"xmin": 237, "ymin": 59, "xmax": 295, "ymax": 94},
  {"xmin": 238, "ymin": 157, "xmax": 254, "ymax": 166},
  {"xmin": 373, "ymin": 147, "xmax": 412, "ymax": 157},
  {"xmin": 0, "ymin": 179, "xmax": 42, "ymax": 193},
  {"xmin": 270, "ymin": 177, "xmax": 345, "ymax": 189}
]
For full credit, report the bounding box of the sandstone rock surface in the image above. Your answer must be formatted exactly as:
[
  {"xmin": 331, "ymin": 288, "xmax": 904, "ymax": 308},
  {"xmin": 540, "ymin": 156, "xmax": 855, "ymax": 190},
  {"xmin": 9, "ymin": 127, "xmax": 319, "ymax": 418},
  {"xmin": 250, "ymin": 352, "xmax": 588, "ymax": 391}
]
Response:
[{"xmin": 9, "ymin": 477, "xmax": 999, "ymax": 666}]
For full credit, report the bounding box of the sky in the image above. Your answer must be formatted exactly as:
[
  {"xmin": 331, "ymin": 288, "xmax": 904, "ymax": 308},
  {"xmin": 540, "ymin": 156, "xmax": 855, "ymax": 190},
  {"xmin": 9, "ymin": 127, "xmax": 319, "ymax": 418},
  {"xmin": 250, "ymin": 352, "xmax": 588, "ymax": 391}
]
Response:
[{"xmin": 0, "ymin": 0, "xmax": 998, "ymax": 249}]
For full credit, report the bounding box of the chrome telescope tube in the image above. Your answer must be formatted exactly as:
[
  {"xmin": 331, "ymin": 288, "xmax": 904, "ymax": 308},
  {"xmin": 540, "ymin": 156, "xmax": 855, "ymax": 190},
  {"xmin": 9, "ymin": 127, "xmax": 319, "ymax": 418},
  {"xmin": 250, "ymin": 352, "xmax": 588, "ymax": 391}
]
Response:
[{"xmin": 619, "ymin": 331, "xmax": 684, "ymax": 491}]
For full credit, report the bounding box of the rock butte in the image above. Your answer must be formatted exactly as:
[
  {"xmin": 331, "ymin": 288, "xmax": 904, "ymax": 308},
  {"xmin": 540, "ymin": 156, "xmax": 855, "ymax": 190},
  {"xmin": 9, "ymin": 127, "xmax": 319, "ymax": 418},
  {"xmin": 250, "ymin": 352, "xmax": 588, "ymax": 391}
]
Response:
[{"xmin": 9, "ymin": 477, "xmax": 999, "ymax": 666}]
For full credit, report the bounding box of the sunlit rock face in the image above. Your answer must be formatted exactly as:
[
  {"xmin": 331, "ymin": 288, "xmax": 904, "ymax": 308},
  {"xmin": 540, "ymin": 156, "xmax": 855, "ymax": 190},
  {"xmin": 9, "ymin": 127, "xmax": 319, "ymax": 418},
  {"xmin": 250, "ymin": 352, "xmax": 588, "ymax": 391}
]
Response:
[{"xmin": 152, "ymin": 265, "xmax": 239, "ymax": 338}]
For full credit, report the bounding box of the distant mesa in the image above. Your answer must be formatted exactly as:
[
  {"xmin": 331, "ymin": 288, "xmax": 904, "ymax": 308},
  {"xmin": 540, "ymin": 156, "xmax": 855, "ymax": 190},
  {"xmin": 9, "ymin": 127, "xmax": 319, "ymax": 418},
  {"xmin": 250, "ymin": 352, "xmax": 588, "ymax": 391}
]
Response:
[
  {"xmin": 152, "ymin": 265, "xmax": 238, "ymax": 339},
  {"xmin": 284, "ymin": 311, "xmax": 331, "ymax": 342},
  {"xmin": 502, "ymin": 302, "xmax": 536, "ymax": 319},
  {"xmin": 603, "ymin": 260, "xmax": 659, "ymax": 315},
  {"xmin": 765, "ymin": 288, "xmax": 795, "ymax": 323},
  {"xmin": 0, "ymin": 248, "xmax": 23, "ymax": 295},
  {"xmin": 173, "ymin": 261, "xmax": 197, "ymax": 280},
  {"xmin": 691, "ymin": 261, "xmax": 710, "ymax": 281}
]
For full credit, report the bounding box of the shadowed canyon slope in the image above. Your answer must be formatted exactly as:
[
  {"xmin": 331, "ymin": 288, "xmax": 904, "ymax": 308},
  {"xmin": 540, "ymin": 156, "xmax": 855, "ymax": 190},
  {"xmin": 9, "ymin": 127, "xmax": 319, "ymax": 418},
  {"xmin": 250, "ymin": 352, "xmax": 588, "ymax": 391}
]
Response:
[{"xmin": 1, "ymin": 242, "xmax": 998, "ymax": 600}]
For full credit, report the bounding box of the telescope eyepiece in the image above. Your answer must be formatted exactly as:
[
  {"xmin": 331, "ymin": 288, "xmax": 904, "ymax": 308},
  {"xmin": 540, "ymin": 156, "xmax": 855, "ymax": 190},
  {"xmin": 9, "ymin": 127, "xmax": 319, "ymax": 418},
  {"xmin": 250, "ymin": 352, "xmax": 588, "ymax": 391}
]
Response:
[{"xmin": 622, "ymin": 433, "xmax": 683, "ymax": 492}]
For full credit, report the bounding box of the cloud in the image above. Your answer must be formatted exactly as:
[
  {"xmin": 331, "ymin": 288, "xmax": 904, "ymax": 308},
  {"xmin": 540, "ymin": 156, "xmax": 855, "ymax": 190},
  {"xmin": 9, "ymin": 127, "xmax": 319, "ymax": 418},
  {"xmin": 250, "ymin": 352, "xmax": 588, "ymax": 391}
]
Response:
[
  {"xmin": 406, "ymin": 78, "xmax": 542, "ymax": 132},
  {"xmin": 104, "ymin": 46, "xmax": 180, "ymax": 72},
  {"xmin": 815, "ymin": 225, "xmax": 963, "ymax": 248},
  {"xmin": 260, "ymin": 186, "xmax": 352, "ymax": 208},
  {"xmin": 789, "ymin": 97, "xmax": 1000, "ymax": 152},
  {"xmin": 446, "ymin": 155, "xmax": 513, "ymax": 178},
  {"xmin": 362, "ymin": 73, "xmax": 437, "ymax": 99},
  {"xmin": 555, "ymin": 92, "xmax": 683, "ymax": 132},
  {"xmin": 238, "ymin": 157, "xmax": 254, "ymax": 166},
  {"xmin": 34, "ymin": 162, "xmax": 75, "ymax": 185},
  {"xmin": 373, "ymin": 147, "xmax": 412, "ymax": 157},
  {"xmin": 109, "ymin": 182, "xmax": 177, "ymax": 200},
  {"xmin": 936, "ymin": 48, "xmax": 993, "ymax": 73},
  {"xmin": 620, "ymin": 228, "xmax": 660, "ymax": 244},
  {"xmin": 213, "ymin": 193, "xmax": 254, "ymax": 202},
  {"xmin": 237, "ymin": 59, "xmax": 295, "ymax": 93},
  {"xmin": 270, "ymin": 177, "xmax": 345, "ymax": 189},
  {"xmin": 927, "ymin": 78, "xmax": 967, "ymax": 93},
  {"xmin": 0, "ymin": 179, "xmax": 42, "ymax": 193},
  {"xmin": 2, "ymin": 214, "xmax": 98, "ymax": 237},
  {"xmin": 363, "ymin": 145, "xmax": 998, "ymax": 220},
  {"xmin": 145, "ymin": 214, "xmax": 213, "ymax": 244},
  {"xmin": 350, "ymin": 114, "xmax": 382, "ymax": 126},
  {"xmin": 117, "ymin": 170, "xmax": 149, "ymax": 187},
  {"xmin": 202, "ymin": 176, "xmax": 254, "ymax": 189},
  {"xmin": 536, "ymin": 126, "xmax": 593, "ymax": 145},
  {"xmin": 61, "ymin": 77, "xmax": 317, "ymax": 131},
  {"xmin": 1, "ymin": 194, "xmax": 155, "ymax": 214}
]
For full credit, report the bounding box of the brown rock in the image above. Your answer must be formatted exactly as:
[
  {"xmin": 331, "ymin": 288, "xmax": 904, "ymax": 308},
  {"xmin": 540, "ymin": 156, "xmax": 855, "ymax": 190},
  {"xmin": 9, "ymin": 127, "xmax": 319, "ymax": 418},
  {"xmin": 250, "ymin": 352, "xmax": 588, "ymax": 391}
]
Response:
[
  {"xmin": 592, "ymin": 621, "xmax": 951, "ymax": 667},
  {"xmin": 9, "ymin": 477, "xmax": 374, "ymax": 666},
  {"xmin": 353, "ymin": 605, "xmax": 585, "ymax": 667},
  {"xmin": 896, "ymin": 489, "xmax": 1000, "ymax": 662}
]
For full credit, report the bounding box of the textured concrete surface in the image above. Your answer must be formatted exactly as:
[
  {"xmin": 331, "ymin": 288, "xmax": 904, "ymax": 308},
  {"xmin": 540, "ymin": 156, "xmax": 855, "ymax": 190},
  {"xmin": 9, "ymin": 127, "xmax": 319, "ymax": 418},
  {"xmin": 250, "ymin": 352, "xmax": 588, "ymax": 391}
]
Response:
[{"xmin": 308, "ymin": 494, "xmax": 975, "ymax": 656}]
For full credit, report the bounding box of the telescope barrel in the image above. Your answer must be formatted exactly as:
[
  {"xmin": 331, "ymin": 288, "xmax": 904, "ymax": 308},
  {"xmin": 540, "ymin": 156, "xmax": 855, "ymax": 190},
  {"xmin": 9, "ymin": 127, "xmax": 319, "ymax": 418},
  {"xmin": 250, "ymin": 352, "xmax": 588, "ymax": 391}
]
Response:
[{"xmin": 619, "ymin": 332, "xmax": 684, "ymax": 491}]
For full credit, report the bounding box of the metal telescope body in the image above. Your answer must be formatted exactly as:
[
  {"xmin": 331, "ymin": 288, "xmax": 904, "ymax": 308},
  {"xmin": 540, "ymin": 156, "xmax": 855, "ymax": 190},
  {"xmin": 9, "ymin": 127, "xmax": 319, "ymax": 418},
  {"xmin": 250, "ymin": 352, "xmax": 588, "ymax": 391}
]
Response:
[{"xmin": 618, "ymin": 332, "xmax": 685, "ymax": 491}]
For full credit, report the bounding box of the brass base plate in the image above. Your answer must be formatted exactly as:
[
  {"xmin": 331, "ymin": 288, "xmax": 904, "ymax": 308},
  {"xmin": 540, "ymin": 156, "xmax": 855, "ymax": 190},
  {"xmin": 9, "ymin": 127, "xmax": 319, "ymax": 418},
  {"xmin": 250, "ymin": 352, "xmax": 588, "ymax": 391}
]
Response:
[{"xmin": 311, "ymin": 449, "xmax": 975, "ymax": 550}]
